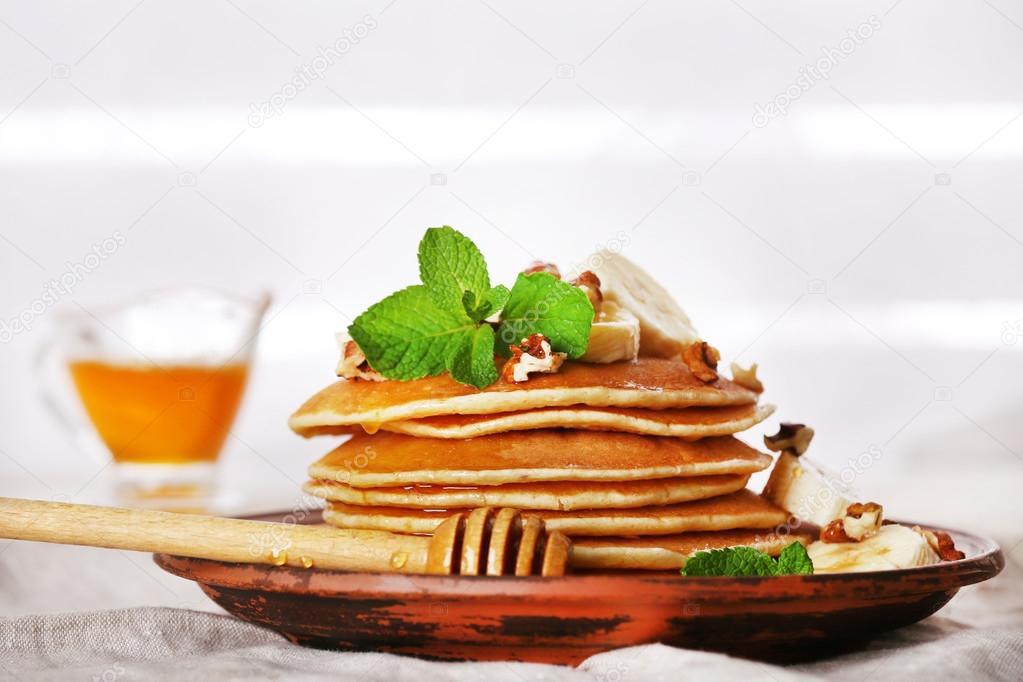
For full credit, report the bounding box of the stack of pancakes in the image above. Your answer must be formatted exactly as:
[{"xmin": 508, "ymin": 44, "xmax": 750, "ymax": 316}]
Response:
[{"xmin": 290, "ymin": 357, "xmax": 809, "ymax": 570}]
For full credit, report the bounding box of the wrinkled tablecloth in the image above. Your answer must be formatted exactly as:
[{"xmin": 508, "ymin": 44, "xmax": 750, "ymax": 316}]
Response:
[{"xmin": 1, "ymin": 607, "xmax": 1022, "ymax": 682}]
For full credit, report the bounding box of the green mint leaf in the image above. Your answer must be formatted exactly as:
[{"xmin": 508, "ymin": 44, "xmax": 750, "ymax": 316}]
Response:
[
  {"xmin": 465, "ymin": 285, "xmax": 510, "ymax": 322},
  {"xmin": 496, "ymin": 273, "xmax": 594, "ymax": 358},
  {"xmin": 418, "ymin": 226, "xmax": 490, "ymax": 316},
  {"xmin": 348, "ymin": 285, "xmax": 476, "ymax": 381},
  {"xmin": 775, "ymin": 541, "xmax": 814, "ymax": 575},
  {"xmin": 681, "ymin": 543, "xmax": 814, "ymax": 577},
  {"xmin": 681, "ymin": 546, "xmax": 780, "ymax": 577},
  {"xmin": 447, "ymin": 323, "xmax": 498, "ymax": 389}
]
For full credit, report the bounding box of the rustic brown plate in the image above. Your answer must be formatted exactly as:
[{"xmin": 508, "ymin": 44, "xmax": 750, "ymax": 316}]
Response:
[{"xmin": 154, "ymin": 519, "xmax": 1002, "ymax": 665}]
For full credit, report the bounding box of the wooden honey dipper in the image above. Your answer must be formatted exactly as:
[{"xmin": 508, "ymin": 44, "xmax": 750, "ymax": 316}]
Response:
[{"xmin": 0, "ymin": 497, "xmax": 570, "ymax": 577}]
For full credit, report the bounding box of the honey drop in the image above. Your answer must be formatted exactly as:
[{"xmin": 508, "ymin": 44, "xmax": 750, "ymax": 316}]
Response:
[
  {"xmin": 389, "ymin": 551, "xmax": 408, "ymax": 569},
  {"xmin": 300, "ymin": 556, "xmax": 314, "ymax": 569}
]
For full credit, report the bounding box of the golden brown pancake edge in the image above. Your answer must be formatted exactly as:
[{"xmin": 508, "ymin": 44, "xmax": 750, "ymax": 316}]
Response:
[
  {"xmin": 309, "ymin": 431, "xmax": 773, "ymax": 487},
  {"xmin": 322, "ymin": 489, "xmax": 789, "ymax": 536},
  {"xmin": 304, "ymin": 474, "xmax": 751, "ymax": 511}
]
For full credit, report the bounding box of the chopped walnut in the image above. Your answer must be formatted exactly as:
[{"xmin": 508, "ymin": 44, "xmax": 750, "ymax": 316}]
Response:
[
  {"xmin": 682, "ymin": 341, "xmax": 721, "ymax": 382},
  {"xmin": 916, "ymin": 527, "xmax": 966, "ymax": 561},
  {"xmin": 520, "ymin": 333, "xmax": 548, "ymax": 357},
  {"xmin": 570, "ymin": 270, "xmax": 602, "ymax": 311},
  {"xmin": 501, "ymin": 333, "xmax": 567, "ymax": 383},
  {"xmin": 764, "ymin": 423, "xmax": 815, "ymax": 457},
  {"xmin": 729, "ymin": 362, "xmax": 764, "ymax": 393},
  {"xmin": 845, "ymin": 502, "xmax": 882, "ymax": 518},
  {"xmin": 336, "ymin": 339, "xmax": 387, "ymax": 381},
  {"xmin": 523, "ymin": 261, "xmax": 561, "ymax": 279},
  {"xmin": 820, "ymin": 519, "xmax": 853, "ymax": 543},
  {"xmin": 820, "ymin": 502, "xmax": 884, "ymax": 543},
  {"xmin": 842, "ymin": 502, "xmax": 883, "ymax": 541}
]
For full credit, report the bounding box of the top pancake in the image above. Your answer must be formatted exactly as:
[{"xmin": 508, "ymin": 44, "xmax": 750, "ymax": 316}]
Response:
[{"xmin": 290, "ymin": 357, "xmax": 759, "ymax": 436}]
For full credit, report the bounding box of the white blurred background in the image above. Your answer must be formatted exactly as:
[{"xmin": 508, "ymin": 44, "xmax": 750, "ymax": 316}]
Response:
[{"xmin": 1, "ymin": 0, "xmax": 1022, "ymax": 609}]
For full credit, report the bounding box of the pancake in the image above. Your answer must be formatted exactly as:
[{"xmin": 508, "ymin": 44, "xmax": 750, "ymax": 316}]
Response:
[
  {"xmin": 304, "ymin": 474, "xmax": 750, "ymax": 511},
  {"xmin": 570, "ymin": 527, "xmax": 816, "ymax": 570},
  {"xmin": 322, "ymin": 489, "xmax": 789, "ymax": 536},
  {"xmin": 305, "ymin": 403, "xmax": 775, "ymax": 439},
  {"xmin": 310, "ymin": 431, "xmax": 773, "ymax": 488},
  {"xmin": 289, "ymin": 357, "xmax": 759, "ymax": 436}
]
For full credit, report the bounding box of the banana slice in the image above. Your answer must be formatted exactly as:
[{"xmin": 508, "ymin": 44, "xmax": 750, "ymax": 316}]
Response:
[
  {"xmin": 808, "ymin": 525, "xmax": 940, "ymax": 573},
  {"xmin": 581, "ymin": 301, "xmax": 640, "ymax": 363},
  {"xmin": 762, "ymin": 453, "xmax": 852, "ymax": 527},
  {"xmin": 576, "ymin": 250, "xmax": 698, "ymax": 357}
]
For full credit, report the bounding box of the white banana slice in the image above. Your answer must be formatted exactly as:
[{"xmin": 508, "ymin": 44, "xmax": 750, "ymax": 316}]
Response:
[
  {"xmin": 581, "ymin": 301, "xmax": 640, "ymax": 363},
  {"xmin": 762, "ymin": 453, "xmax": 853, "ymax": 527},
  {"xmin": 575, "ymin": 250, "xmax": 698, "ymax": 357},
  {"xmin": 335, "ymin": 332, "xmax": 354, "ymax": 376},
  {"xmin": 808, "ymin": 525, "xmax": 940, "ymax": 573}
]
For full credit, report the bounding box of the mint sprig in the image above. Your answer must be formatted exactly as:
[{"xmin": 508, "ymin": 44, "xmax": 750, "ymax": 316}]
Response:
[
  {"xmin": 680, "ymin": 542, "xmax": 814, "ymax": 577},
  {"xmin": 347, "ymin": 227, "xmax": 595, "ymax": 389}
]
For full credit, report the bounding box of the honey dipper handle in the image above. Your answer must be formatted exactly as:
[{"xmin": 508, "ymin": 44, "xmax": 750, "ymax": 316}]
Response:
[{"xmin": 0, "ymin": 497, "xmax": 429, "ymax": 573}]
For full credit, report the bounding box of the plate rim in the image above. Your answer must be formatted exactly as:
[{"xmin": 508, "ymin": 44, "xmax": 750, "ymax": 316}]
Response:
[{"xmin": 154, "ymin": 519, "xmax": 1004, "ymax": 597}]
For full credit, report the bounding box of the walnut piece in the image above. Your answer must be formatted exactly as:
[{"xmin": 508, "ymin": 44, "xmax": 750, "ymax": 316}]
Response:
[
  {"xmin": 820, "ymin": 519, "xmax": 853, "ymax": 543},
  {"xmin": 523, "ymin": 261, "xmax": 561, "ymax": 279},
  {"xmin": 763, "ymin": 423, "xmax": 815, "ymax": 457},
  {"xmin": 820, "ymin": 502, "xmax": 884, "ymax": 543},
  {"xmin": 842, "ymin": 502, "xmax": 883, "ymax": 541},
  {"xmin": 501, "ymin": 333, "xmax": 567, "ymax": 383},
  {"xmin": 570, "ymin": 270, "xmax": 602, "ymax": 311},
  {"xmin": 729, "ymin": 362, "xmax": 764, "ymax": 393},
  {"xmin": 682, "ymin": 340, "xmax": 721, "ymax": 382},
  {"xmin": 916, "ymin": 527, "xmax": 966, "ymax": 561},
  {"xmin": 336, "ymin": 339, "xmax": 387, "ymax": 382}
]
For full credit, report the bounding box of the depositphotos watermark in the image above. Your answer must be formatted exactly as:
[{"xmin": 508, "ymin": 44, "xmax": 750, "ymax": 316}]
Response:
[
  {"xmin": 752, "ymin": 15, "xmax": 881, "ymax": 128},
  {"xmin": 561, "ymin": 230, "xmax": 633, "ymax": 284},
  {"xmin": 248, "ymin": 15, "xmax": 378, "ymax": 127},
  {"xmin": 246, "ymin": 446, "xmax": 377, "ymax": 559},
  {"xmin": 1002, "ymin": 319, "xmax": 1023, "ymax": 345},
  {"xmin": 774, "ymin": 444, "xmax": 883, "ymax": 537},
  {"xmin": 91, "ymin": 662, "xmax": 126, "ymax": 682},
  {"xmin": 247, "ymin": 491, "xmax": 322, "ymax": 560},
  {"xmin": 0, "ymin": 231, "xmax": 127, "ymax": 344}
]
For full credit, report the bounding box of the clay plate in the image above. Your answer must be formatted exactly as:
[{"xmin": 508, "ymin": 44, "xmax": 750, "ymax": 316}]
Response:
[{"xmin": 154, "ymin": 518, "xmax": 1002, "ymax": 665}]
